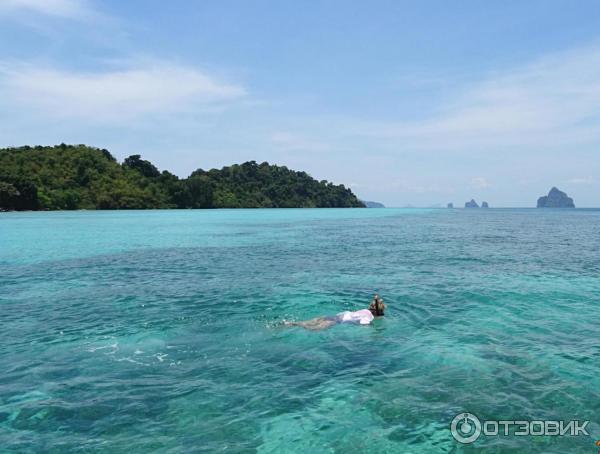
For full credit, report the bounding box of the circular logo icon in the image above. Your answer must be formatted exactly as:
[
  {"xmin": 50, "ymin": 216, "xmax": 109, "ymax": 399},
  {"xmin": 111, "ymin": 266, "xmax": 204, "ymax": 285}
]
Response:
[{"xmin": 450, "ymin": 412, "xmax": 482, "ymax": 444}]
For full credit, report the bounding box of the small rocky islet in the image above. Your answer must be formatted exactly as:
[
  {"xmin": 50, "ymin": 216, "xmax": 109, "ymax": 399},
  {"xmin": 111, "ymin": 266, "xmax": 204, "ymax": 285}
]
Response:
[
  {"xmin": 464, "ymin": 199, "xmax": 489, "ymax": 208},
  {"xmin": 536, "ymin": 187, "xmax": 575, "ymax": 208}
]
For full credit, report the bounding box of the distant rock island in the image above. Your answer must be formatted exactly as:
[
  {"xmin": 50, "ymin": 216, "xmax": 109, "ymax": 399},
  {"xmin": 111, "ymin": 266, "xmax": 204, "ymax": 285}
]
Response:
[
  {"xmin": 363, "ymin": 201, "xmax": 385, "ymax": 208},
  {"xmin": 447, "ymin": 202, "xmax": 453, "ymax": 208},
  {"xmin": 537, "ymin": 187, "xmax": 575, "ymax": 208},
  {"xmin": 465, "ymin": 199, "xmax": 479, "ymax": 208},
  {"xmin": 481, "ymin": 201, "xmax": 489, "ymax": 208}
]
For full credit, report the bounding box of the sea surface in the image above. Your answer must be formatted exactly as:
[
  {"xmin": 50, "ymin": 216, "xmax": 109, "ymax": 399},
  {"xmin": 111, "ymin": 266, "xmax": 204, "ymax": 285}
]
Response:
[{"xmin": 1, "ymin": 208, "xmax": 599, "ymax": 453}]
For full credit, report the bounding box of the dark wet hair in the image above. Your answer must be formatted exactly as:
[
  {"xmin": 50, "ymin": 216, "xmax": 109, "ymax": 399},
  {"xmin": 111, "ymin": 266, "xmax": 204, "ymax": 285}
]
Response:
[{"xmin": 369, "ymin": 297, "xmax": 386, "ymax": 316}]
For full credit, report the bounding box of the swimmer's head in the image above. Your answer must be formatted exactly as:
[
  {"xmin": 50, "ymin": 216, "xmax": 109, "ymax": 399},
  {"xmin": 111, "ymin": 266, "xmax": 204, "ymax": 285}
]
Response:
[{"xmin": 369, "ymin": 296, "xmax": 385, "ymax": 316}]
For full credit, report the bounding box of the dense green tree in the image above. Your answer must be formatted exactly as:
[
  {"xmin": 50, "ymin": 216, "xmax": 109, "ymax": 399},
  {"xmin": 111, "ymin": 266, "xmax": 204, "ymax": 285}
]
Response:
[
  {"xmin": 0, "ymin": 145, "xmax": 365, "ymax": 210},
  {"xmin": 123, "ymin": 154, "xmax": 161, "ymax": 178},
  {"xmin": 0, "ymin": 181, "xmax": 26, "ymax": 210},
  {"xmin": 178, "ymin": 175, "xmax": 214, "ymax": 208}
]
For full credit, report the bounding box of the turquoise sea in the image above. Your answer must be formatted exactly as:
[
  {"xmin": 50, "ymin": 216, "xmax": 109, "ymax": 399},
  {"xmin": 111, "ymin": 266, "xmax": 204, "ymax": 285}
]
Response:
[{"xmin": 1, "ymin": 208, "xmax": 599, "ymax": 453}]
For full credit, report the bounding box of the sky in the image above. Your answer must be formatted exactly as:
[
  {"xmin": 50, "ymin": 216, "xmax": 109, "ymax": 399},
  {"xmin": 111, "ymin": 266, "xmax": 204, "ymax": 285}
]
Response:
[{"xmin": 1, "ymin": 0, "xmax": 600, "ymax": 207}]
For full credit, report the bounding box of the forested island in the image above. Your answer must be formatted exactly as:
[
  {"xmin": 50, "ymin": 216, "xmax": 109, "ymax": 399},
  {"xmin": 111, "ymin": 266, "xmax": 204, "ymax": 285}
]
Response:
[{"xmin": 0, "ymin": 144, "xmax": 365, "ymax": 210}]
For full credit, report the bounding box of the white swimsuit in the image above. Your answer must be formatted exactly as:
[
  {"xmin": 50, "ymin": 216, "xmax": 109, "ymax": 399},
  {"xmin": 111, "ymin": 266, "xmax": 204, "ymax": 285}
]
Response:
[{"xmin": 334, "ymin": 309, "xmax": 374, "ymax": 325}]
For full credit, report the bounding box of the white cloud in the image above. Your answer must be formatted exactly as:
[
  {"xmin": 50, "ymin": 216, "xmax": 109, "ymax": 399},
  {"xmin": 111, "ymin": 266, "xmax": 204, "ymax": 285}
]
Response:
[
  {"xmin": 470, "ymin": 177, "xmax": 491, "ymax": 189},
  {"xmin": 0, "ymin": 62, "xmax": 246, "ymax": 122},
  {"xmin": 0, "ymin": 0, "xmax": 92, "ymax": 18},
  {"xmin": 354, "ymin": 45, "xmax": 600, "ymax": 150},
  {"xmin": 385, "ymin": 180, "xmax": 452, "ymax": 194},
  {"xmin": 566, "ymin": 176, "xmax": 594, "ymax": 185}
]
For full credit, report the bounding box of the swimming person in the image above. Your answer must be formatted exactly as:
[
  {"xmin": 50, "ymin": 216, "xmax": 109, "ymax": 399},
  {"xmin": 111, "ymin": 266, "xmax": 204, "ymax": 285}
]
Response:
[{"xmin": 284, "ymin": 294, "xmax": 386, "ymax": 331}]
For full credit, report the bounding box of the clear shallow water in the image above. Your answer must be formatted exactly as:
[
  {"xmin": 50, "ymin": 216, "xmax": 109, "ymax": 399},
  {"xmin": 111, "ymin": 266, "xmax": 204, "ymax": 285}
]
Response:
[{"xmin": 1, "ymin": 208, "xmax": 600, "ymax": 453}]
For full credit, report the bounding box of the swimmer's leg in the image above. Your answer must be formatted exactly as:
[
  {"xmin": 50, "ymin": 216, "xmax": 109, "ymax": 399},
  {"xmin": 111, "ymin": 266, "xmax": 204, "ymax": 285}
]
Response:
[{"xmin": 284, "ymin": 317, "xmax": 337, "ymax": 331}]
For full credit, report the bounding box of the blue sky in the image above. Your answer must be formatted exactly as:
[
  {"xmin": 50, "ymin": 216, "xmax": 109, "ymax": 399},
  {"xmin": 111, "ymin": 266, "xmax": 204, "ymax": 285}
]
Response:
[{"xmin": 1, "ymin": 0, "xmax": 600, "ymax": 206}]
